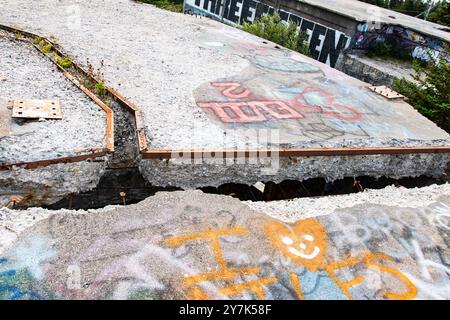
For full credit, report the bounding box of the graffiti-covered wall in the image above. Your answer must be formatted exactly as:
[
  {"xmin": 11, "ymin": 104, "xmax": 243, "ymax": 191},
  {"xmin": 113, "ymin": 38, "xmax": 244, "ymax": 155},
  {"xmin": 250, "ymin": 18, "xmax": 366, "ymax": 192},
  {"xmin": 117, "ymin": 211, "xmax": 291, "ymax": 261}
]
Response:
[
  {"xmin": 184, "ymin": 0, "xmax": 352, "ymax": 67},
  {"xmin": 353, "ymin": 23, "xmax": 450, "ymax": 63}
]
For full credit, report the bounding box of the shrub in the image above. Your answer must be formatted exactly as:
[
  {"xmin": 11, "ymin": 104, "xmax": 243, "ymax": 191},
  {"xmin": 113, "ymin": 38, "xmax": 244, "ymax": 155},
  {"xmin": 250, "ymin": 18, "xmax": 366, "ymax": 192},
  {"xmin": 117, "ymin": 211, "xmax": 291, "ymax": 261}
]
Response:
[
  {"xmin": 393, "ymin": 54, "xmax": 450, "ymax": 133},
  {"xmin": 39, "ymin": 40, "xmax": 52, "ymax": 53},
  {"xmin": 137, "ymin": 0, "xmax": 183, "ymax": 12},
  {"xmin": 56, "ymin": 56, "xmax": 73, "ymax": 69},
  {"xmin": 95, "ymin": 81, "xmax": 108, "ymax": 96},
  {"xmin": 242, "ymin": 13, "xmax": 310, "ymax": 56},
  {"xmin": 32, "ymin": 36, "xmax": 43, "ymax": 45},
  {"xmin": 428, "ymin": 1, "xmax": 450, "ymax": 27},
  {"xmin": 366, "ymin": 41, "xmax": 412, "ymax": 61}
]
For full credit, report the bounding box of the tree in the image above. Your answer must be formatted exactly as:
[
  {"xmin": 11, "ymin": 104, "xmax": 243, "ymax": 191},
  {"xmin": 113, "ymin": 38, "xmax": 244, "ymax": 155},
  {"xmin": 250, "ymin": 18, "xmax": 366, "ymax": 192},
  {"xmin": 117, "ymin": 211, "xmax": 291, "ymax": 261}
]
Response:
[
  {"xmin": 427, "ymin": 1, "xmax": 450, "ymax": 27},
  {"xmin": 393, "ymin": 55, "xmax": 450, "ymax": 132},
  {"xmin": 242, "ymin": 13, "xmax": 310, "ymax": 56},
  {"xmin": 358, "ymin": 0, "xmax": 445, "ymax": 20}
]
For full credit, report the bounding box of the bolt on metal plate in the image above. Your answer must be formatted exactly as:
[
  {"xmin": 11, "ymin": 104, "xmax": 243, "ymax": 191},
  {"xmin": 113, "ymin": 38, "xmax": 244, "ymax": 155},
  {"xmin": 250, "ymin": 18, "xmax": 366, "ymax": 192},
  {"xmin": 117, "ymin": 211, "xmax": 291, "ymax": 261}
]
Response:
[
  {"xmin": 12, "ymin": 99, "xmax": 63, "ymax": 119},
  {"xmin": 369, "ymin": 85, "xmax": 405, "ymax": 100}
]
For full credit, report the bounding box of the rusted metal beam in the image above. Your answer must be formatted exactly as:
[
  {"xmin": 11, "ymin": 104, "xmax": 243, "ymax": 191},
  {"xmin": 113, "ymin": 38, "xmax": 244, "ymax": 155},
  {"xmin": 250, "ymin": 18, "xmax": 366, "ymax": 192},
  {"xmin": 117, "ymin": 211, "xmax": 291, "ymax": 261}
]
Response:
[
  {"xmin": 0, "ymin": 150, "xmax": 108, "ymax": 171},
  {"xmin": 142, "ymin": 146, "xmax": 450, "ymax": 159},
  {"xmin": 107, "ymin": 87, "xmax": 148, "ymax": 151}
]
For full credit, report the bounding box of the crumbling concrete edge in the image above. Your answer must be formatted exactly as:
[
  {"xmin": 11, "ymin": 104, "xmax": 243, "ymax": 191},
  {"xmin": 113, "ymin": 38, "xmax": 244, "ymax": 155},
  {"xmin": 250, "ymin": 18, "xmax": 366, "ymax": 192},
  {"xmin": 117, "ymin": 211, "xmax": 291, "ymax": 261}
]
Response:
[{"xmin": 0, "ymin": 24, "xmax": 114, "ymax": 170}]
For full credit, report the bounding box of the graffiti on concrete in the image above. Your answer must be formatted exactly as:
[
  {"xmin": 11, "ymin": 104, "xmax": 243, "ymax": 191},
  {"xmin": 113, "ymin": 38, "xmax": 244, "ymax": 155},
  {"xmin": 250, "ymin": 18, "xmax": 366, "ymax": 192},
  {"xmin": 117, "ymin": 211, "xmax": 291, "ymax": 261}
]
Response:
[
  {"xmin": 198, "ymin": 82, "xmax": 304, "ymax": 123},
  {"xmin": 197, "ymin": 81, "xmax": 365, "ymax": 125},
  {"xmin": 0, "ymin": 193, "xmax": 449, "ymax": 300},
  {"xmin": 165, "ymin": 227, "xmax": 279, "ymax": 299},
  {"xmin": 0, "ymin": 258, "xmax": 47, "ymax": 300},
  {"xmin": 185, "ymin": 0, "xmax": 449, "ymax": 67},
  {"xmin": 354, "ymin": 23, "xmax": 450, "ymax": 63},
  {"xmin": 184, "ymin": 0, "xmax": 351, "ymax": 67},
  {"xmin": 193, "ymin": 35, "xmax": 429, "ymax": 144}
]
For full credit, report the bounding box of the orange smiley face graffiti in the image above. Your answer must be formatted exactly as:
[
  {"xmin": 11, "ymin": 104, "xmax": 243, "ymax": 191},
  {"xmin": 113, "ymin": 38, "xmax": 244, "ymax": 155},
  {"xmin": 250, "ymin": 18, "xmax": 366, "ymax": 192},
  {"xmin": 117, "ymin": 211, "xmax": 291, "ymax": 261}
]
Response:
[{"xmin": 265, "ymin": 219, "xmax": 327, "ymax": 272}]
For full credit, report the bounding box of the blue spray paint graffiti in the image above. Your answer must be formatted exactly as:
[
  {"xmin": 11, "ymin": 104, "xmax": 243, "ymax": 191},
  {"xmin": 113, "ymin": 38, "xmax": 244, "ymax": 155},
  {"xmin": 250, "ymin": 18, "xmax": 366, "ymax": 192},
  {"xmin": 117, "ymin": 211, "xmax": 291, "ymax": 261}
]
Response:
[{"xmin": 0, "ymin": 258, "xmax": 44, "ymax": 300}]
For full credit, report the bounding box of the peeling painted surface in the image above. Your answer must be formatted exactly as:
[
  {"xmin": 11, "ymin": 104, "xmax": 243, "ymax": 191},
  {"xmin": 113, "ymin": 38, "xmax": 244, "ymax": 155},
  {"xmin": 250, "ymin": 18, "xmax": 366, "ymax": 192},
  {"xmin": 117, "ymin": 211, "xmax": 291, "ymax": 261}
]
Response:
[{"xmin": 1, "ymin": 190, "xmax": 448, "ymax": 300}]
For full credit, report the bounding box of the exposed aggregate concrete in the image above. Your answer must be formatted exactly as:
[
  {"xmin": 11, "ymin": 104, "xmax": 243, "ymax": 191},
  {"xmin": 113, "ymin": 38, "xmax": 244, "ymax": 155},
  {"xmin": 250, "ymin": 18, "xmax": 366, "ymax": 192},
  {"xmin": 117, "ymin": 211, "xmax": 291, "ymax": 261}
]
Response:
[
  {"xmin": 0, "ymin": 34, "xmax": 108, "ymax": 206},
  {"xmin": 0, "ymin": 35, "xmax": 106, "ymax": 163},
  {"xmin": 1, "ymin": 183, "xmax": 449, "ymax": 255}
]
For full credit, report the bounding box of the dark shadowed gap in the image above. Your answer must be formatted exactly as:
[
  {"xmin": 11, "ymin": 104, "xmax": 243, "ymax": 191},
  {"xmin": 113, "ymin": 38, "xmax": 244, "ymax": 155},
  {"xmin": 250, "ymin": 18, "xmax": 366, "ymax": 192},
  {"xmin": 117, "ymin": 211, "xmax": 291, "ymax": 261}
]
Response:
[{"xmin": 42, "ymin": 166, "xmax": 449, "ymax": 210}]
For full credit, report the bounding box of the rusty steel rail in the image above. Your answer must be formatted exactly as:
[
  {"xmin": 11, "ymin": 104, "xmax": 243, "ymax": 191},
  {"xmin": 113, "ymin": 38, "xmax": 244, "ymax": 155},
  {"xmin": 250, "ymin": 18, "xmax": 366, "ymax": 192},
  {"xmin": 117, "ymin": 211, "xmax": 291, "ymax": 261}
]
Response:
[
  {"xmin": 3, "ymin": 24, "xmax": 450, "ymax": 164},
  {"xmin": 0, "ymin": 151, "xmax": 108, "ymax": 171},
  {"xmin": 0, "ymin": 24, "xmax": 114, "ymax": 170},
  {"xmin": 142, "ymin": 146, "xmax": 450, "ymax": 159}
]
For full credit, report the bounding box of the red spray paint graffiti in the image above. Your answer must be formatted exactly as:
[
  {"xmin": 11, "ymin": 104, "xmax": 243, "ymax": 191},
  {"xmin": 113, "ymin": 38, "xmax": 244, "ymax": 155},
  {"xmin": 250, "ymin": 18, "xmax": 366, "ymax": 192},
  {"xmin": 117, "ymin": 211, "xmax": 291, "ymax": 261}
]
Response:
[
  {"xmin": 211, "ymin": 82, "xmax": 251, "ymax": 99},
  {"xmin": 197, "ymin": 82, "xmax": 362, "ymax": 123},
  {"xmin": 198, "ymin": 100, "xmax": 303, "ymax": 123}
]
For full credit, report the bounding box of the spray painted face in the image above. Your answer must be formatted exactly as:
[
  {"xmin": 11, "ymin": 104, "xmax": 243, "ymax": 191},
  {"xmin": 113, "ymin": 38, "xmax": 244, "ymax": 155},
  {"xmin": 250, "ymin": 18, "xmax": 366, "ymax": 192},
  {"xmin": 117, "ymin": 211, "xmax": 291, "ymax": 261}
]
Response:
[{"xmin": 265, "ymin": 219, "xmax": 327, "ymax": 272}]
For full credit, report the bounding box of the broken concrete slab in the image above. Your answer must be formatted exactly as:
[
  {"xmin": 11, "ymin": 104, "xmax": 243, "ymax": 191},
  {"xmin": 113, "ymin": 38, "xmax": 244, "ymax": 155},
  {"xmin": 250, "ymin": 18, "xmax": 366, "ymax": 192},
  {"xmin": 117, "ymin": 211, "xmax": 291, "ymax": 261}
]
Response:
[
  {"xmin": 0, "ymin": 185, "xmax": 448, "ymax": 300},
  {"xmin": 245, "ymin": 183, "xmax": 450, "ymax": 222},
  {"xmin": 0, "ymin": 1, "xmax": 448, "ymax": 189},
  {"xmin": 0, "ymin": 35, "xmax": 109, "ymax": 206},
  {"xmin": 0, "ymin": 161, "xmax": 107, "ymax": 207},
  {"xmin": 0, "ymin": 36, "xmax": 107, "ymax": 164}
]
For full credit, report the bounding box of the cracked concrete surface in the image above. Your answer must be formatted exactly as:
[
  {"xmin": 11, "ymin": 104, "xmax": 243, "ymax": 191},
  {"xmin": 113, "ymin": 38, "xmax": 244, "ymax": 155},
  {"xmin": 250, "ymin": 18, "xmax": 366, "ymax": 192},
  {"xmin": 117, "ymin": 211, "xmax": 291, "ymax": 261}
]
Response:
[
  {"xmin": 0, "ymin": 0, "xmax": 448, "ymax": 188},
  {"xmin": 0, "ymin": 0, "xmax": 448, "ymax": 201},
  {"xmin": 0, "ymin": 34, "xmax": 108, "ymax": 206},
  {"xmin": 0, "ymin": 35, "xmax": 107, "ymax": 163},
  {"xmin": 0, "ymin": 0, "xmax": 447, "ymax": 149},
  {"xmin": 0, "ymin": 184, "xmax": 449, "ymax": 299}
]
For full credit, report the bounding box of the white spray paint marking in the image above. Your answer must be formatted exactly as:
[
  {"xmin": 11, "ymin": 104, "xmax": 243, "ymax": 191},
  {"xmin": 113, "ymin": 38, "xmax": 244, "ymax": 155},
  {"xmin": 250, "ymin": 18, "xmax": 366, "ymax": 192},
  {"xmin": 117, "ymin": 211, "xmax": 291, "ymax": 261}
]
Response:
[{"xmin": 10, "ymin": 235, "xmax": 56, "ymax": 280}]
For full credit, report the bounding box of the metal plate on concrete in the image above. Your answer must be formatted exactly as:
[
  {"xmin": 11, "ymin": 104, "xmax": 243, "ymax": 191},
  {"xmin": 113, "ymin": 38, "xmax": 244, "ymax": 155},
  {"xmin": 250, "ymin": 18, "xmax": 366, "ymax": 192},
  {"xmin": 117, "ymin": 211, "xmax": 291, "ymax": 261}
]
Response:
[
  {"xmin": 369, "ymin": 86, "xmax": 405, "ymax": 100},
  {"xmin": 0, "ymin": 98, "xmax": 11, "ymax": 137},
  {"xmin": 12, "ymin": 99, "xmax": 62, "ymax": 119}
]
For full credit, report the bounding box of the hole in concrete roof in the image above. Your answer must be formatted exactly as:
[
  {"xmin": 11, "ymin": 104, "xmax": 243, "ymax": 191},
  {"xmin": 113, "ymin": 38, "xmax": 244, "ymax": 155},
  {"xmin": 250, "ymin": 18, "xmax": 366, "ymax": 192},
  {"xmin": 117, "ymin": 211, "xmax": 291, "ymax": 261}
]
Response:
[
  {"xmin": 389, "ymin": 15, "xmax": 396, "ymax": 19},
  {"xmin": 30, "ymin": 172, "xmax": 448, "ymax": 210}
]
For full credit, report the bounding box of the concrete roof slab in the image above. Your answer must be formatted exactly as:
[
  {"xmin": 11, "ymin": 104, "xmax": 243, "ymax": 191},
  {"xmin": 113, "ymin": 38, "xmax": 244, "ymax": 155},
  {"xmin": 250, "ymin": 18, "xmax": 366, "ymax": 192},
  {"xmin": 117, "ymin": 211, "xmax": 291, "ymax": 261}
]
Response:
[
  {"xmin": 0, "ymin": 36, "xmax": 107, "ymax": 164},
  {"xmin": 0, "ymin": 185, "xmax": 449, "ymax": 299},
  {"xmin": 0, "ymin": 0, "xmax": 448, "ymax": 189},
  {"xmin": 298, "ymin": 0, "xmax": 450, "ymax": 42},
  {"xmin": 0, "ymin": 0, "xmax": 447, "ymax": 153}
]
